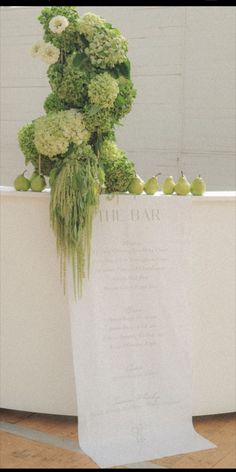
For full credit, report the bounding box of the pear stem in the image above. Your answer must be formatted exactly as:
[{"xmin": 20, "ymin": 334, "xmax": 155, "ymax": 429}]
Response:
[
  {"xmin": 155, "ymin": 172, "xmax": 162, "ymax": 177},
  {"xmin": 181, "ymin": 171, "xmax": 184, "ymax": 177}
]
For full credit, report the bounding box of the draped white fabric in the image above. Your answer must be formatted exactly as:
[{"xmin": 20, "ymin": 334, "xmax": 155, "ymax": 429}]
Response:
[{"xmin": 68, "ymin": 195, "xmax": 215, "ymax": 468}]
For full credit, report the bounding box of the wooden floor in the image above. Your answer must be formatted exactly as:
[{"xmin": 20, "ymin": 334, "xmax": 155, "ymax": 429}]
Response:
[{"xmin": 0, "ymin": 409, "xmax": 235, "ymax": 468}]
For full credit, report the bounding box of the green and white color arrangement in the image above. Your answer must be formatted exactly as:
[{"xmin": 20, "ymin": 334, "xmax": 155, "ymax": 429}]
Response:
[
  {"xmin": 14, "ymin": 6, "xmax": 206, "ymax": 296},
  {"xmin": 16, "ymin": 6, "xmax": 137, "ymax": 296}
]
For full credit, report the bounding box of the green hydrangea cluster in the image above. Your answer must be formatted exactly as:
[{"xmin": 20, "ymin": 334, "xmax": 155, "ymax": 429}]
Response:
[
  {"xmin": 101, "ymin": 152, "xmax": 136, "ymax": 193},
  {"xmin": 88, "ymin": 73, "xmax": 119, "ymax": 109},
  {"xmin": 44, "ymin": 93, "xmax": 70, "ymax": 113},
  {"xmin": 39, "ymin": 8, "xmax": 136, "ymax": 164},
  {"xmin": 34, "ymin": 110, "xmax": 89, "ymax": 158},
  {"xmin": 85, "ymin": 27, "xmax": 128, "ymax": 69},
  {"xmin": 100, "ymin": 140, "xmax": 124, "ymax": 161},
  {"xmin": 19, "ymin": 7, "xmax": 138, "ymax": 190},
  {"xmin": 47, "ymin": 63, "xmax": 64, "ymax": 92},
  {"xmin": 34, "ymin": 114, "xmax": 70, "ymax": 157},
  {"xmin": 84, "ymin": 105, "xmax": 115, "ymax": 133},
  {"xmin": 18, "ymin": 123, "xmax": 55, "ymax": 176},
  {"xmin": 47, "ymin": 58, "xmax": 90, "ymax": 109},
  {"xmin": 100, "ymin": 139, "xmax": 135, "ymax": 192},
  {"xmin": 18, "ymin": 123, "xmax": 38, "ymax": 164},
  {"xmin": 114, "ymin": 77, "xmax": 137, "ymax": 120},
  {"xmin": 78, "ymin": 13, "xmax": 105, "ymax": 40}
]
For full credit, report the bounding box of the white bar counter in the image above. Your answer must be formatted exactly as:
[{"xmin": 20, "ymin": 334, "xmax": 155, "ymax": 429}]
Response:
[{"xmin": 0, "ymin": 187, "xmax": 235, "ymax": 416}]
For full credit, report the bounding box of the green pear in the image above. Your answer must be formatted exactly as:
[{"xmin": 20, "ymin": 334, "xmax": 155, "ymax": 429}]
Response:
[
  {"xmin": 163, "ymin": 176, "xmax": 175, "ymax": 195},
  {"xmin": 128, "ymin": 175, "xmax": 144, "ymax": 195},
  {"xmin": 175, "ymin": 171, "xmax": 190, "ymax": 196},
  {"xmin": 31, "ymin": 174, "xmax": 46, "ymax": 192},
  {"xmin": 144, "ymin": 173, "xmax": 161, "ymax": 195},
  {"xmin": 30, "ymin": 171, "xmax": 38, "ymax": 182},
  {"xmin": 14, "ymin": 171, "xmax": 30, "ymax": 191},
  {"xmin": 191, "ymin": 175, "xmax": 206, "ymax": 196}
]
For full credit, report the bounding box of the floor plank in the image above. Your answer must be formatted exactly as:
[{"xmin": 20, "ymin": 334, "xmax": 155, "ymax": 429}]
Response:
[
  {"xmin": 212, "ymin": 450, "xmax": 236, "ymax": 469},
  {"xmin": 0, "ymin": 431, "xmax": 98, "ymax": 469},
  {"xmin": 1, "ymin": 410, "xmax": 236, "ymax": 469},
  {"xmin": 152, "ymin": 414, "xmax": 236, "ymax": 469},
  {"xmin": 0, "ymin": 409, "xmax": 34, "ymax": 424},
  {"xmin": 18, "ymin": 413, "xmax": 78, "ymax": 441}
]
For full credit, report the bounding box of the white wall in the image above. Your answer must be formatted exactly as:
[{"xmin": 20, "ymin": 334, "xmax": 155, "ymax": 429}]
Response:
[{"xmin": 0, "ymin": 6, "xmax": 235, "ymax": 189}]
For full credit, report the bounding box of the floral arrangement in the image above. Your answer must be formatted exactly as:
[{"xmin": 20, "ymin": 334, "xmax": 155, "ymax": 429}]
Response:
[{"xmin": 15, "ymin": 6, "xmax": 137, "ymax": 296}]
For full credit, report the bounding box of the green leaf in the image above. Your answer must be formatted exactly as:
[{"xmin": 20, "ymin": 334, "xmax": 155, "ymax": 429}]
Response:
[
  {"xmin": 112, "ymin": 28, "xmax": 121, "ymax": 36},
  {"xmin": 119, "ymin": 59, "xmax": 131, "ymax": 79},
  {"xmin": 112, "ymin": 59, "xmax": 131, "ymax": 79},
  {"xmin": 115, "ymin": 95, "xmax": 126, "ymax": 106},
  {"xmin": 49, "ymin": 167, "xmax": 59, "ymax": 187},
  {"xmin": 87, "ymin": 105, "xmax": 101, "ymax": 116},
  {"xmin": 104, "ymin": 22, "xmax": 113, "ymax": 29},
  {"xmin": 73, "ymin": 53, "xmax": 90, "ymax": 69}
]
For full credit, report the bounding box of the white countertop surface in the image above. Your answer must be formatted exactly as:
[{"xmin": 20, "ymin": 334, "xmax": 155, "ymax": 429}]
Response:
[{"xmin": 1, "ymin": 186, "xmax": 236, "ymax": 200}]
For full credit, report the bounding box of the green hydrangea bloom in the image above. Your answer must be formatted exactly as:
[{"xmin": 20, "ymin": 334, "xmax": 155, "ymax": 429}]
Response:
[
  {"xmin": 47, "ymin": 58, "xmax": 91, "ymax": 108},
  {"xmin": 34, "ymin": 110, "xmax": 89, "ymax": 158},
  {"xmin": 38, "ymin": 6, "xmax": 81, "ymax": 53},
  {"xmin": 113, "ymin": 77, "xmax": 137, "ymax": 120},
  {"xmin": 57, "ymin": 66, "xmax": 89, "ymax": 108},
  {"xmin": 18, "ymin": 123, "xmax": 38, "ymax": 164},
  {"xmin": 85, "ymin": 27, "xmax": 128, "ymax": 69},
  {"xmin": 47, "ymin": 63, "xmax": 64, "ymax": 92},
  {"xmin": 100, "ymin": 139, "xmax": 123, "ymax": 161},
  {"xmin": 44, "ymin": 93, "xmax": 70, "ymax": 113},
  {"xmin": 34, "ymin": 114, "xmax": 69, "ymax": 157},
  {"xmin": 88, "ymin": 73, "xmax": 119, "ymax": 109},
  {"xmin": 84, "ymin": 105, "xmax": 114, "ymax": 133},
  {"xmin": 101, "ymin": 153, "xmax": 135, "ymax": 193},
  {"xmin": 78, "ymin": 13, "xmax": 105, "ymax": 40},
  {"xmin": 60, "ymin": 109, "xmax": 89, "ymax": 146},
  {"xmin": 18, "ymin": 123, "xmax": 55, "ymax": 175}
]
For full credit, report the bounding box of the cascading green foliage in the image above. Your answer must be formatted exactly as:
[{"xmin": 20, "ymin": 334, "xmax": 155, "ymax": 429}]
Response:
[
  {"xmin": 50, "ymin": 145, "xmax": 100, "ymax": 297},
  {"xmin": 17, "ymin": 6, "xmax": 137, "ymax": 296}
]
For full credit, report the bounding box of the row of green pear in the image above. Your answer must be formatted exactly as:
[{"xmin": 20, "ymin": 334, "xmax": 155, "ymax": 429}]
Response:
[
  {"xmin": 14, "ymin": 171, "xmax": 46, "ymax": 192},
  {"xmin": 128, "ymin": 172, "xmax": 206, "ymax": 196},
  {"xmin": 14, "ymin": 169, "xmax": 206, "ymax": 196}
]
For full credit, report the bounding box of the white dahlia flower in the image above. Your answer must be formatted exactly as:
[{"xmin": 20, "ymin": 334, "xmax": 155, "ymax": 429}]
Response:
[
  {"xmin": 31, "ymin": 41, "xmax": 45, "ymax": 58},
  {"xmin": 40, "ymin": 44, "xmax": 60, "ymax": 65},
  {"xmin": 49, "ymin": 15, "xmax": 69, "ymax": 34}
]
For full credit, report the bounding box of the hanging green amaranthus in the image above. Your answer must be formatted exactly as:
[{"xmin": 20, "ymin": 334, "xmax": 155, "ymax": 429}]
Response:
[{"xmin": 50, "ymin": 145, "xmax": 101, "ymax": 297}]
